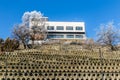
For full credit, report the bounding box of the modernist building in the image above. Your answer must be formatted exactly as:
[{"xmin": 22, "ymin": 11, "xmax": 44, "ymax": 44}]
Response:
[
  {"xmin": 29, "ymin": 17, "xmax": 86, "ymax": 40},
  {"xmin": 46, "ymin": 21, "xmax": 86, "ymax": 40}
]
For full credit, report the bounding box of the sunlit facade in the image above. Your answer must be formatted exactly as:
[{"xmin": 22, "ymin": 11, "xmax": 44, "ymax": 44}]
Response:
[
  {"xmin": 29, "ymin": 17, "xmax": 86, "ymax": 40},
  {"xmin": 45, "ymin": 21, "xmax": 86, "ymax": 40}
]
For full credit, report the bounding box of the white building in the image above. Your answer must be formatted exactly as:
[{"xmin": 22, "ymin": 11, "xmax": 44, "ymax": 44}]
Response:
[
  {"xmin": 29, "ymin": 17, "xmax": 86, "ymax": 40},
  {"xmin": 46, "ymin": 21, "xmax": 86, "ymax": 40}
]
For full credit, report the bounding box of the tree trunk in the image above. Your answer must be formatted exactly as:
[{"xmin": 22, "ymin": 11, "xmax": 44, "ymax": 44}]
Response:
[
  {"xmin": 22, "ymin": 41, "xmax": 27, "ymax": 49},
  {"xmin": 110, "ymin": 45, "xmax": 115, "ymax": 51}
]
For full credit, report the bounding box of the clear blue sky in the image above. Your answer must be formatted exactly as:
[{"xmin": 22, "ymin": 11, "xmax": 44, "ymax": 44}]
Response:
[{"xmin": 0, "ymin": 0, "xmax": 120, "ymax": 39}]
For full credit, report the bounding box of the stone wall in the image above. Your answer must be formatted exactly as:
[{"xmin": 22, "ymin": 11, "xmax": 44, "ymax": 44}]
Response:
[{"xmin": 0, "ymin": 45, "xmax": 120, "ymax": 80}]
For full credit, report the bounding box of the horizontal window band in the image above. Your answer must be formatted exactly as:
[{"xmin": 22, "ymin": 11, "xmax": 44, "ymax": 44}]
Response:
[{"xmin": 48, "ymin": 32, "xmax": 85, "ymax": 34}]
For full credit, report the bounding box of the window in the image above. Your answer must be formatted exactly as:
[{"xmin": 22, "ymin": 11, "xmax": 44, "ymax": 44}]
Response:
[
  {"xmin": 56, "ymin": 26, "xmax": 64, "ymax": 30},
  {"xmin": 66, "ymin": 35, "xmax": 74, "ymax": 38},
  {"xmin": 47, "ymin": 35, "xmax": 64, "ymax": 38},
  {"xmin": 76, "ymin": 35, "xmax": 83, "ymax": 38},
  {"xmin": 47, "ymin": 26, "xmax": 54, "ymax": 30},
  {"xmin": 47, "ymin": 35, "xmax": 55, "ymax": 38},
  {"xmin": 56, "ymin": 35, "xmax": 64, "ymax": 38},
  {"xmin": 76, "ymin": 26, "xmax": 83, "ymax": 30},
  {"xmin": 66, "ymin": 26, "xmax": 73, "ymax": 30}
]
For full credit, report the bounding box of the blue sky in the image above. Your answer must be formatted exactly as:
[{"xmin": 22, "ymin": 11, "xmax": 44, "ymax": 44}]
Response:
[{"xmin": 0, "ymin": 0, "xmax": 120, "ymax": 39}]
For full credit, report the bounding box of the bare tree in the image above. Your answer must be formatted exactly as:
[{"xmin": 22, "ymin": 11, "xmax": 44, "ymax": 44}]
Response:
[
  {"xmin": 22, "ymin": 11, "xmax": 47, "ymax": 45},
  {"xmin": 96, "ymin": 22, "xmax": 120, "ymax": 50},
  {"xmin": 30, "ymin": 18, "xmax": 47, "ymax": 44},
  {"xmin": 12, "ymin": 24, "xmax": 30, "ymax": 49},
  {"xmin": 12, "ymin": 10, "xmax": 47, "ymax": 49}
]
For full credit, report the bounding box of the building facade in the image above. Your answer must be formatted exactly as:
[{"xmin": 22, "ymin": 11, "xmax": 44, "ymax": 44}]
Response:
[
  {"xmin": 46, "ymin": 21, "xmax": 86, "ymax": 40},
  {"xmin": 29, "ymin": 17, "xmax": 86, "ymax": 40}
]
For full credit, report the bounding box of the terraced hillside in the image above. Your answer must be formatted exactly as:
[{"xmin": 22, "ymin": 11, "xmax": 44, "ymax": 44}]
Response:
[{"xmin": 0, "ymin": 45, "xmax": 120, "ymax": 80}]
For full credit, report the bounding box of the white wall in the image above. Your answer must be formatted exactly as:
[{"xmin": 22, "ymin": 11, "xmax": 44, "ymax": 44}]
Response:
[
  {"xmin": 45, "ymin": 21, "xmax": 85, "ymax": 32},
  {"xmin": 29, "ymin": 21, "xmax": 86, "ymax": 39}
]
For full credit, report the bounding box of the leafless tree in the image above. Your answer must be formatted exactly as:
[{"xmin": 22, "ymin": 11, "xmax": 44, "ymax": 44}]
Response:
[
  {"xmin": 22, "ymin": 11, "xmax": 47, "ymax": 45},
  {"xmin": 11, "ymin": 10, "xmax": 47, "ymax": 49},
  {"xmin": 12, "ymin": 24, "xmax": 30, "ymax": 49},
  {"xmin": 30, "ymin": 18, "xmax": 47, "ymax": 44},
  {"xmin": 96, "ymin": 22, "xmax": 120, "ymax": 50}
]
